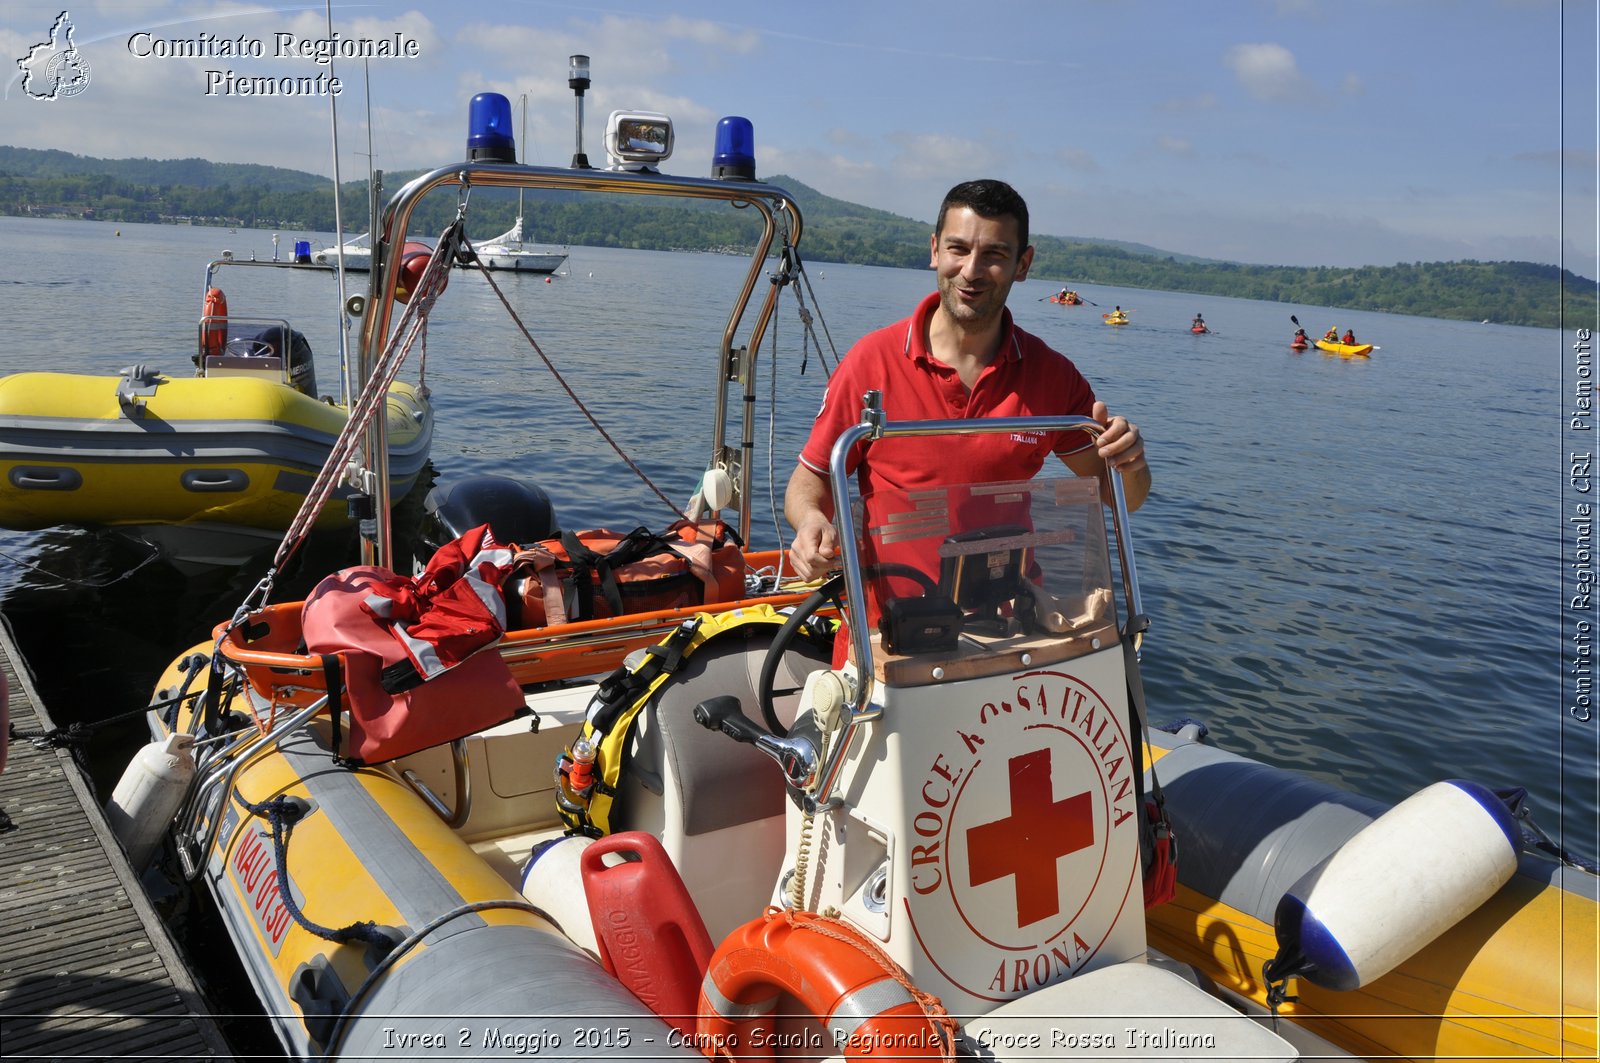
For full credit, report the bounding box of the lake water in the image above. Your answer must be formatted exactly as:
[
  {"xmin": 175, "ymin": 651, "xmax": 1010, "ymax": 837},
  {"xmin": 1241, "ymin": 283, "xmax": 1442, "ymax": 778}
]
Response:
[{"xmin": 0, "ymin": 216, "xmax": 1594, "ymax": 1030}]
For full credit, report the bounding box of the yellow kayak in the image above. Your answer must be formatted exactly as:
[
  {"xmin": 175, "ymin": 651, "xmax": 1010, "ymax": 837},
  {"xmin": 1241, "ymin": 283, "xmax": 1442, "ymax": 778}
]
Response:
[{"xmin": 1316, "ymin": 338, "xmax": 1374, "ymax": 357}]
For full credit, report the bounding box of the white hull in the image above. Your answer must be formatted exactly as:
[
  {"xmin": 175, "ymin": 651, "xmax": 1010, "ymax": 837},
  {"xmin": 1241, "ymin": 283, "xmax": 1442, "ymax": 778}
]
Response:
[
  {"xmin": 466, "ymin": 219, "xmax": 565, "ymax": 273},
  {"xmin": 310, "ymin": 241, "xmax": 371, "ymax": 272},
  {"xmin": 472, "ymin": 248, "xmax": 567, "ymax": 273}
]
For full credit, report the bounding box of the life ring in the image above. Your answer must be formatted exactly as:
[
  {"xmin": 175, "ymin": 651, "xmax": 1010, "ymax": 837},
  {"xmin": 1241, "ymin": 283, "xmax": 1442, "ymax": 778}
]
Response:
[
  {"xmin": 696, "ymin": 909, "xmax": 954, "ymax": 1062},
  {"xmin": 201, "ymin": 287, "xmax": 228, "ymax": 359}
]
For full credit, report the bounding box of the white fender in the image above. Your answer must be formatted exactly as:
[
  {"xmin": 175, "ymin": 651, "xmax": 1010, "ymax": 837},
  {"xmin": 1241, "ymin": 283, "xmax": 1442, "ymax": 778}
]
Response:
[
  {"xmin": 1269, "ymin": 779, "xmax": 1520, "ymax": 991},
  {"xmin": 699, "ymin": 467, "xmax": 734, "ymax": 512},
  {"xmin": 520, "ymin": 835, "xmax": 600, "ymax": 956},
  {"xmin": 105, "ymin": 733, "xmax": 196, "ymax": 871}
]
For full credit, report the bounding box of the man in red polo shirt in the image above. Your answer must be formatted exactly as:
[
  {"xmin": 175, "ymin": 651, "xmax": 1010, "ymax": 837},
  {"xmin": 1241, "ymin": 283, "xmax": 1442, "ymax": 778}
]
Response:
[{"xmin": 785, "ymin": 179, "xmax": 1150, "ymax": 581}]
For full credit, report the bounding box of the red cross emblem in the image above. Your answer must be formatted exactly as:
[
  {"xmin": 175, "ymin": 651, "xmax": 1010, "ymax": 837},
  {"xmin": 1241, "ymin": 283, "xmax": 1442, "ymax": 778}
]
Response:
[{"xmin": 966, "ymin": 747, "xmax": 1093, "ymax": 926}]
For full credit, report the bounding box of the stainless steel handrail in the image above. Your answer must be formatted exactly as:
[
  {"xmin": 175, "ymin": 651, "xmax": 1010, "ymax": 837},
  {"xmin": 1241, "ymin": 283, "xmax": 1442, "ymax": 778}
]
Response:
[
  {"xmin": 813, "ymin": 400, "xmax": 1143, "ymax": 807},
  {"xmin": 400, "ymin": 738, "xmax": 473, "ymax": 828},
  {"xmin": 355, "ymin": 163, "xmax": 805, "ymax": 564},
  {"xmin": 175, "ymin": 697, "xmax": 329, "ymax": 881}
]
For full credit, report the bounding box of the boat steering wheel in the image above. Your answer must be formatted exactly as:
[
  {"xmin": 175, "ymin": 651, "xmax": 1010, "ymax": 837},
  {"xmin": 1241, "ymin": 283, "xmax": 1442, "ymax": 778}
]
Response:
[
  {"xmin": 758, "ymin": 573, "xmax": 844, "ymax": 736},
  {"xmin": 755, "ymin": 564, "xmax": 939, "ymax": 736},
  {"xmin": 224, "ymin": 337, "xmax": 275, "ymax": 359}
]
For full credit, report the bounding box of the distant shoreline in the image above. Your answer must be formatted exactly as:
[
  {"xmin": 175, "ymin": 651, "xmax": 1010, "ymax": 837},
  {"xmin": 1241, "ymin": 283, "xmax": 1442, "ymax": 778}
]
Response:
[{"xmin": 1, "ymin": 161, "xmax": 1588, "ymax": 330}]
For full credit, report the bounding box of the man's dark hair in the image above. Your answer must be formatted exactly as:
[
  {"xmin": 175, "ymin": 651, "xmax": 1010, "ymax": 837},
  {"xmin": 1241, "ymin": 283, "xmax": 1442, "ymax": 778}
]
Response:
[{"xmin": 935, "ymin": 179, "xmax": 1030, "ymax": 252}]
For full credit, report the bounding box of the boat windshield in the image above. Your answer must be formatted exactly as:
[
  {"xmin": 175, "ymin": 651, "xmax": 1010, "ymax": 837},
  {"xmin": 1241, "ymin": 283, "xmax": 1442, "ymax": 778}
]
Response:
[{"xmin": 851, "ymin": 474, "xmax": 1119, "ymax": 687}]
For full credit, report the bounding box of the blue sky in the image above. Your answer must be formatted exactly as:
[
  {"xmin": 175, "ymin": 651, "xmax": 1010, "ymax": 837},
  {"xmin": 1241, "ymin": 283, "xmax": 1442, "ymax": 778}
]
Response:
[{"xmin": 3, "ymin": 0, "xmax": 1595, "ymax": 271}]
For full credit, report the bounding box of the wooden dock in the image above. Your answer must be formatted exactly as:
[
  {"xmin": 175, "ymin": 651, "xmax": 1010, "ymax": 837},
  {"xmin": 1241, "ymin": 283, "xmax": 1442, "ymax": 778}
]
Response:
[{"xmin": 0, "ymin": 616, "xmax": 235, "ymax": 1062}]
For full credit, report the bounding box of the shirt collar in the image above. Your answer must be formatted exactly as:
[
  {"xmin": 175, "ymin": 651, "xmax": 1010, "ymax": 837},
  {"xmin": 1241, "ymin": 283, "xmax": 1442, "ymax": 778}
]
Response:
[{"xmin": 904, "ymin": 291, "xmax": 1023, "ymax": 365}]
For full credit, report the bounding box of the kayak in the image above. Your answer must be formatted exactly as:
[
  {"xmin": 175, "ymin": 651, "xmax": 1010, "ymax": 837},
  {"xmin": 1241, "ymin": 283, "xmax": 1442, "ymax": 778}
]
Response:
[
  {"xmin": 1049, "ymin": 294, "xmax": 1082, "ymax": 305},
  {"xmin": 1290, "ymin": 339, "xmax": 1309, "ymax": 351},
  {"xmin": 1316, "ymin": 338, "xmax": 1374, "ymax": 357},
  {"xmin": 1191, "ymin": 325, "xmax": 1209, "ymax": 334},
  {"xmin": 1103, "ymin": 313, "xmax": 1129, "ymax": 325}
]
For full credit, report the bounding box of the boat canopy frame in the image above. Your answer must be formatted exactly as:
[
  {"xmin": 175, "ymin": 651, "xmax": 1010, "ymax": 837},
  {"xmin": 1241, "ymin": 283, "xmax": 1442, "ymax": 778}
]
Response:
[{"xmin": 356, "ymin": 162, "xmax": 805, "ymax": 569}]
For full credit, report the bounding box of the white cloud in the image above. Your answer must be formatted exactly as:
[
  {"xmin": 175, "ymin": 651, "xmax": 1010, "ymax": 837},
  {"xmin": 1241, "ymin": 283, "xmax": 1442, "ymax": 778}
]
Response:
[
  {"xmin": 1224, "ymin": 42, "xmax": 1316, "ymax": 104},
  {"xmin": 1058, "ymin": 147, "xmax": 1099, "ymax": 174},
  {"xmin": 885, "ymin": 131, "xmax": 993, "ymax": 180}
]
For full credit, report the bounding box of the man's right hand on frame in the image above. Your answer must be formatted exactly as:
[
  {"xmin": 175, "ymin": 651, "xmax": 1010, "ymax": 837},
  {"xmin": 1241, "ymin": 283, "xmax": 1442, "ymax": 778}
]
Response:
[{"xmin": 789, "ymin": 511, "xmax": 840, "ymax": 581}]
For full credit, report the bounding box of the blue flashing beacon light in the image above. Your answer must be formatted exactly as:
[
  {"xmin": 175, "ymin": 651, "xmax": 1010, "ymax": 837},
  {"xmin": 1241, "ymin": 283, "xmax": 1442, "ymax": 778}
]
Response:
[
  {"xmin": 467, "ymin": 92, "xmax": 517, "ymax": 163},
  {"xmin": 712, "ymin": 116, "xmax": 755, "ymax": 180}
]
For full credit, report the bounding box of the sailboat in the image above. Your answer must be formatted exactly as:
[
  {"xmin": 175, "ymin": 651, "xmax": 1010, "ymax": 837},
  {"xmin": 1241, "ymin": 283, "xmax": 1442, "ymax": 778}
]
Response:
[
  {"xmin": 465, "ymin": 93, "xmax": 569, "ymax": 274},
  {"xmin": 310, "ymin": 231, "xmax": 371, "ymax": 272},
  {"xmin": 309, "ymin": 65, "xmax": 380, "ymax": 274}
]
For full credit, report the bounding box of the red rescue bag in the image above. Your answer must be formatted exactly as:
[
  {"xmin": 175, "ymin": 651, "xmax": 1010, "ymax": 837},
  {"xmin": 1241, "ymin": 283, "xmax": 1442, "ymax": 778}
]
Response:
[
  {"xmin": 302, "ymin": 525, "xmax": 525, "ymax": 765},
  {"xmin": 506, "ymin": 519, "xmax": 744, "ymax": 629}
]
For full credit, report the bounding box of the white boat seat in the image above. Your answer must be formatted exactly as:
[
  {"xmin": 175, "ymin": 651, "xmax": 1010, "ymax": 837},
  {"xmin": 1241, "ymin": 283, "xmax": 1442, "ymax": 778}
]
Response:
[
  {"xmin": 962, "ymin": 961, "xmax": 1299, "ymax": 1061},
  {"xmin": 612, "ymin": 631, "xmax": 830, "ymax": 939}
]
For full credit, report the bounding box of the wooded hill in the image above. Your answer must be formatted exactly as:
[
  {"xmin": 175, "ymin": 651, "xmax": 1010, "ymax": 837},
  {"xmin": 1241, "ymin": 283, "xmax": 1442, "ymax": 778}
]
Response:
[{"xmin": 2, "ymin": 145, "xmax": 1590, "ymax": 330}]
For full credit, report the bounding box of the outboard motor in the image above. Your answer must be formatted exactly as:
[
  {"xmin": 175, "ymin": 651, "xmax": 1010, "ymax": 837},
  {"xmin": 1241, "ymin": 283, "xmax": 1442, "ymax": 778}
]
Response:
[
  {"xmin": 280, "ymin": 327, "xmax": 317, "ymax": 397},
  {"xmin": 418, "ymin": 476, "xmax": 559, "ymax": 567},
  {"xmin": 232, "ymin": 324, "xmax": 318, "ymax": 397}
]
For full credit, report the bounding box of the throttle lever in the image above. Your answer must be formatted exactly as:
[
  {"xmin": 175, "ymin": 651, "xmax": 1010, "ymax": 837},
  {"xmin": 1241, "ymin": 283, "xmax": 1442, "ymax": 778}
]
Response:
[{"xmin": 693, "ymin": 695, "xmax": 820, "ymax": 791}]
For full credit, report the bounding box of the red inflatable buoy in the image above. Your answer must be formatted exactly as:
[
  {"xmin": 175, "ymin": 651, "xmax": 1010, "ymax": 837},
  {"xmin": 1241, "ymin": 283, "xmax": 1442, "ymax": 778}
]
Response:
[
  {"xmin": 201, "ymin": 287, "xmax": 228, "ymax": 359},
  {"xmin": 394, "ymin": 241, "xmax": 443, "ymax": 304}
]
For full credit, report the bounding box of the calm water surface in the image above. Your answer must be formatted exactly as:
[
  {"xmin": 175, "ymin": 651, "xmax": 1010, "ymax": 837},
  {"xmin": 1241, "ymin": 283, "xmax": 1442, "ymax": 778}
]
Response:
[{"xmin": 0, "ymin": 216, "xmax": 1592, "ymax": 866}]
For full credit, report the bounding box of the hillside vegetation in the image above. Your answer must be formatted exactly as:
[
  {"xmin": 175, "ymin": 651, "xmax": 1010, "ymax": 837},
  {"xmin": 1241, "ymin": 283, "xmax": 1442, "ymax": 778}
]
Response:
[{"xmin": 2, "ymin": 145, "xmax": 1589, "ymax": 329}]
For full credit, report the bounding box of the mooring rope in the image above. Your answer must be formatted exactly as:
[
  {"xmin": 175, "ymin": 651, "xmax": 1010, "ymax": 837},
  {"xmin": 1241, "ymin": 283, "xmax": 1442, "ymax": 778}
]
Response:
[{"xmin": 462, "ymin": 246, "xmax": 687, "ymax": 524}]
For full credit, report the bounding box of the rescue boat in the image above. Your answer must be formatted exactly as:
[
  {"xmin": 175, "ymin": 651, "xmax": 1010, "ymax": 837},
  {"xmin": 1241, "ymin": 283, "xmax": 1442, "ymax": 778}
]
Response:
[
  {"xmin": 109, "ymin": 90, "xmax": 1596, "ymax": 1063},
  {"xmin": 0, "ymin": 255, "xmax": 433, "ymax": 568}
]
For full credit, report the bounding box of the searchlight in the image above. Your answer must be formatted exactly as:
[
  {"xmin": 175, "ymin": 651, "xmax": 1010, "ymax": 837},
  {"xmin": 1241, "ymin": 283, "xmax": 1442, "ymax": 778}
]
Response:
[{"xmin": 605, "ymin": 111, "xmax": 674, "ymax": 170}]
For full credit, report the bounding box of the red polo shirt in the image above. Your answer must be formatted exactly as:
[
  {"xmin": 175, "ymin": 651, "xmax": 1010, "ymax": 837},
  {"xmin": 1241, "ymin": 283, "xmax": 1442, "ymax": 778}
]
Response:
[{"xmin": 799, "ymin": 292, "xmax": 1098, "ymax": 490}]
